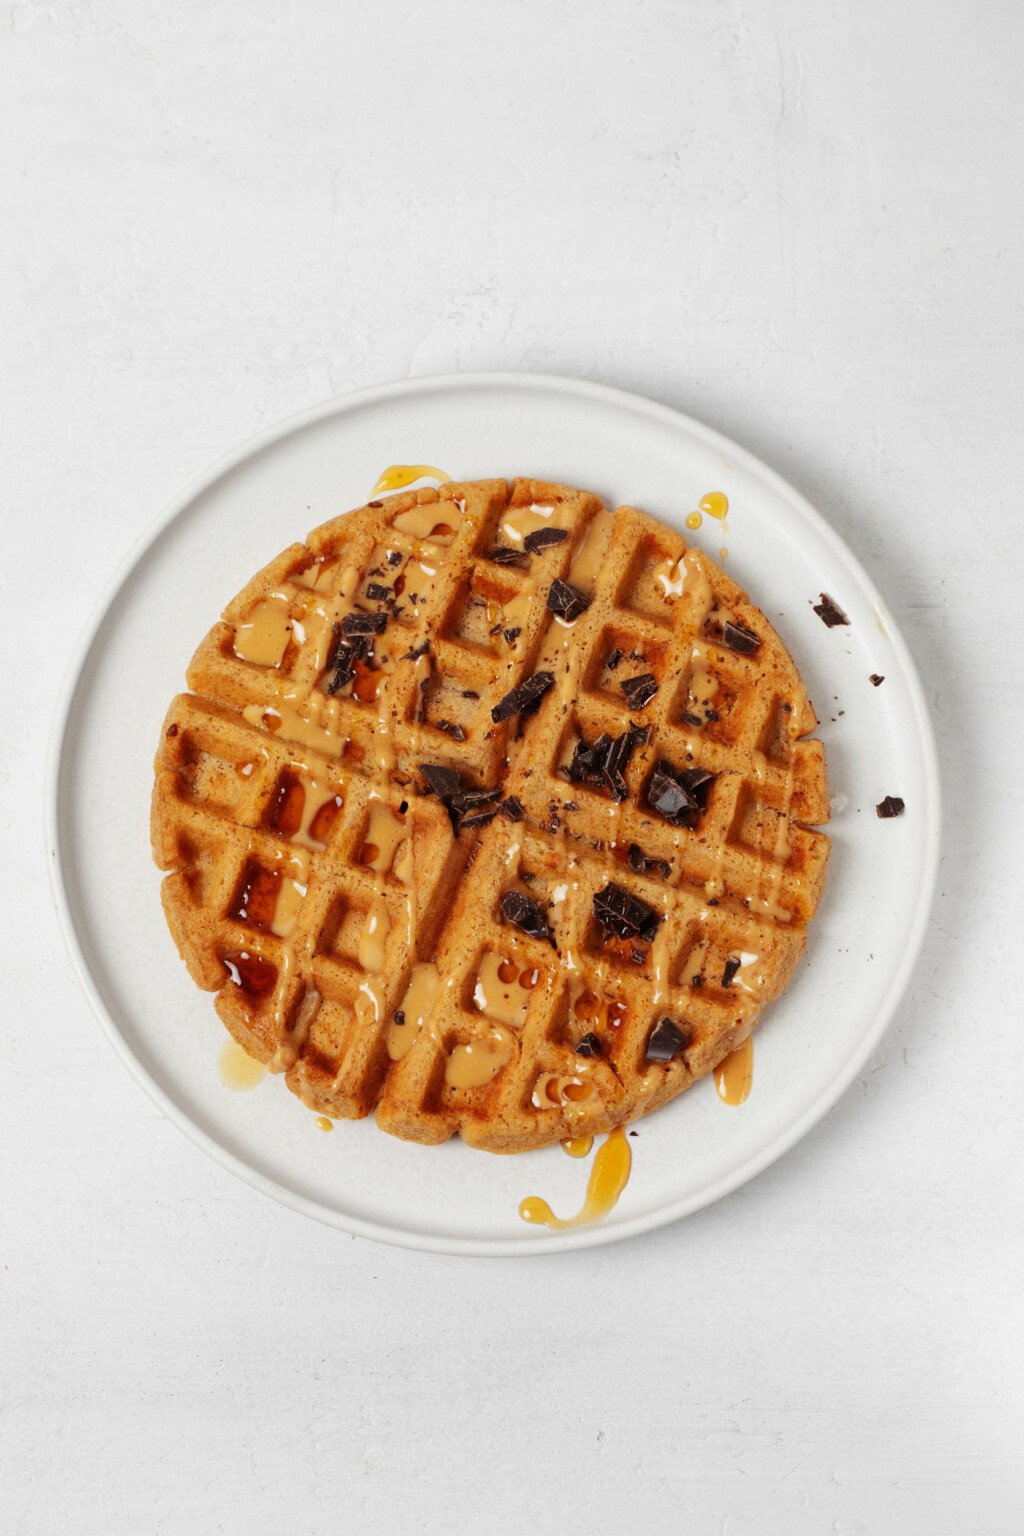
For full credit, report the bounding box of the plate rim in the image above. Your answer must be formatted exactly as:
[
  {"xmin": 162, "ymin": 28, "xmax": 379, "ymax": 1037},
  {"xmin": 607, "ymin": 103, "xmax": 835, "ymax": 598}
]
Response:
[{"xmin": 45, "ymin": 370, "xmax": 942, "ymax": 1256}]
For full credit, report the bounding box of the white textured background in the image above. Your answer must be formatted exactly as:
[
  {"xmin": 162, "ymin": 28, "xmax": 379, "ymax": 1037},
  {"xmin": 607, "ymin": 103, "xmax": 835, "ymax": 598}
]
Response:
[{"xmin": 3, "ymin": 2, "xmax": 1022, "ymax": 1533}]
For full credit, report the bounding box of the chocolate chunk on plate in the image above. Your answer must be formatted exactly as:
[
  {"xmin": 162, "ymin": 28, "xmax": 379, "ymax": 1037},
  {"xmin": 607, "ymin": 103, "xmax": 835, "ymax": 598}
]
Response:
[
  {"xmin": 523, "ymin": 527, "xmax": 568, "ymax": 553},
  {"xmin": 644, "ymin": 1017, "xmax": 688, "ymax": 1063},
  {"xmin": 869, "ymin": 673, "xmax": 885, "ymax": 687},
  {"xmin": 546, "ymin": 578, "xmax": 590, "ymax": 623},
  {"xmin": 500, "ymin": 889, "xmax": 551, "ymax": 940},
  {"xmin": 491, "ymin": 670, "xmax": 554, "ymax": 723},
  {"xmin": 593, "ymin": 882, "xmax": 661, "ymax": 943},
  {"xmin": 813, "ymin": 593, "xmax": 851, "ymax": 628},
  {"xmin": 619, "ymin": 672, "xmax": 658, "ymax": 710},
  {"xmin": 876, "ymin": 795, "xmax": 905, "ymax": 819}
]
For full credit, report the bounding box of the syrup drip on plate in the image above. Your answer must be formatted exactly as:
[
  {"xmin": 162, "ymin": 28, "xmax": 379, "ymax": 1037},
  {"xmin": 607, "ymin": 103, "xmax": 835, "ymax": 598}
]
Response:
[
  {"xmin": 218, "ymin": 1040, "xmax": 267, "ymax": 1091},
  {"xmin": 371, "ymin": 464, "xmax": 452, "ymax": 495},
  {"xmin": 715, "ymin": 1037, "xmax": 754, "ymax": 1105},
  {"xmin": 519, "ymin": 1126, "xmax": 632, "ymax": 1230}
]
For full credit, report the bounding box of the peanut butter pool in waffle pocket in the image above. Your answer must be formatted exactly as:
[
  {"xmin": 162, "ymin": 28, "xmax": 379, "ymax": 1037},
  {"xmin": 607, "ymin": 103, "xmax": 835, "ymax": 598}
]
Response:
[{"xmin": 151, "ymin": 478, "xmax": 829, "ymax": 1154}]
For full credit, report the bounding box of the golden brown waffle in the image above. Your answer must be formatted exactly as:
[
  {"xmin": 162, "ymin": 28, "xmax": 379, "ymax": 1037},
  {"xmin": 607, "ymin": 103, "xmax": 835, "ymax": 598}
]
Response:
[{"xmin": 152, "ymin": 477, "xmax": 829, "ymax": 1152}]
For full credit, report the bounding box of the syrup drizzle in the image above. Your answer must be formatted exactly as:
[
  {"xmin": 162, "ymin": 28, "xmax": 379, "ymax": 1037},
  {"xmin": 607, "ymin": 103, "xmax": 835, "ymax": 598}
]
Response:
[
  {"xmin": 519, "ymin": 1127, "xmax": 632, "ymax": 1230},
  {"xmin": 371, "ymin": 464, "xmax": 452, "ymax": 494}
]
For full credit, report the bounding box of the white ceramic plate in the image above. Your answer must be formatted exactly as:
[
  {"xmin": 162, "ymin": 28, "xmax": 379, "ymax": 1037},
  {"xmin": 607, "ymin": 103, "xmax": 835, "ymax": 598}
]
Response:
[{"xmin": 47, "ymin": 373, "xmax": 939, "ymax": 1256}]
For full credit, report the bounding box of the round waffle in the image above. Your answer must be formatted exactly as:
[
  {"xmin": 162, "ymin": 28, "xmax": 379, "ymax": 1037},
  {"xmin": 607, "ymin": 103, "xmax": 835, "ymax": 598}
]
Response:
[{"xmin": 151, "ymin": 478, "xmax": 830, "ymax": 1152}]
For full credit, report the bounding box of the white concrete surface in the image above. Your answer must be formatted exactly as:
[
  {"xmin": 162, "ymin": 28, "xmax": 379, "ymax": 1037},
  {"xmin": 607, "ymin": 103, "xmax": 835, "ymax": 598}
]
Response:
[{"xmin": 2, "ymin": 1, "xmax": 1021, "ymax": 1532}]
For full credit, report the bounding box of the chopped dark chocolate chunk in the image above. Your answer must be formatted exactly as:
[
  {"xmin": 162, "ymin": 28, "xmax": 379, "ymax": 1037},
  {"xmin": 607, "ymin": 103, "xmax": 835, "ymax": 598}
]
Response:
[
  {"xmin": 486, "ymin": 546, "xmax": 530, "ymax": 568},
  {"xmin": 342, "ymin": 610, "xmax": 388, "ymax": 637},
  {"xmin": 563, "ymin": 723, "xmax": 649, "ymax": 802},
  {"xmin": 876, "ymin": 795, "xmax": 905, "ymax": 819},
  {"xmin": 393, "ymin": 1010, "xmax": 405, "ymax": 1025},
  {"xmin": 627, "ymin": 843, "xmax": 671, "ymax": 879},
  {"xmin": 461, "ymin": 689, "xmax": 480, "ymax": 699},
  {"xmin": 644, "ymin": 1017, "xmax": 688, "ymax": 1063},
  {"xmin": 365, "ymin": 582, "xmax": 392, "ymax": 602},
  {"xmin": 457, "ymin": 804, "xmax": 499, "ymax": 829},
  {"xmin": 813, "ymin": 593, "xmax": 850, "ymax": 628},
  {"xmin": 500, "ymin": 889, "xmax": 551, "ymax": 941},
  {"xmin": 449, "ymin": 788, "xmax": 500, "ymax": 812},
  {"xmin": 721, "ymin": 621, "xmax": 761, "ymax": 656},
  {"xmin": 418, "ymin": 763, "xmax": 461, "ymax": 801},
  {"xmin": 606, "ymin": 647, "xmax": 623, "ymax": 671},
  {"xmin": 435, "ymin": 719, "xmax": 466, "ymax": 741},
  {"xmin": 721, "ymin": 956, "xmax": 741, "ymax": 988},
  {"xmin": 546, "ymin": 578, "xmax": 590, "ymax": 623},
  {"xmin": 500, "ymin": 795, "xmax": 524, "ymax": 822},
  {"xmin": 387, "ymin": 550, "xmax": 403, "ymax": 566},
  {"xmin": 491, "ymin": 670, "xmax": 554, "ymax": 723},
  {"xmin": 593, "ymin": 882, "xmax": 661, "ymax": 943},
  {"xmin": 869, "ymin": 674, "xmax": 885, "ymax": 687},
  {"xmin": 523, "ymin": 526, "xmax": 568, "ymax": 553},
  {"xmin": 645, "ymin": 758, "xmax": 714, "ymax": 828},
  {"xmin": 368, "ymin": 500, "xmax": 384, "ymax": 508},
  {"xmin": 620, "ymin": 672, "xmax": 658, "ymax": 710},
  {"xmin": 574, "ymin": 1032, "xmax": 601, "ymax": 1057},
  {"xmin": 646, "ymin": 767, "xmax": 693, "ymax": 821}
]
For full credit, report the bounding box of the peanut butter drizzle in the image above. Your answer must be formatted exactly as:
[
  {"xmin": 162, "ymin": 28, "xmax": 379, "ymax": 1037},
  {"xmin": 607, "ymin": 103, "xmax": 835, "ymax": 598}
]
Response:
[
  {"xmin": 499, "ymin": 501, "xmax": 570, "ymax": 547},
  {"xmin": 715, "ymin": 1037, "xmax": 754, "ymax": 1105},
  {"xmin": 233, "ymin": 594, "xmax": 294, "ymax": 667},
  {"xmin": 472, "ymin": 952, "xmax": 534, "ymax": 1028},
  {"xmin": 445, "ymin": 1026, "xmax": 515, "ymax": 1088},
  {"xmin": 747, "ymin": 758, "xmax": 796, "ymax": 922},
  {"xmin": 386, "ymin": 961, "xmax": 441, "ymax": 1061},
  {"xmin": 358, "ymin": 898, "xmax": 389, "ymax": 974},
  {"xmin": 218, "ymin": 1039, "xmax": 267, "ymax": 1091},
  {"xmin": 391, "ymin": 506, "xmax": 457, "ymax": 542},
  {"xmin": 568, "ymin": 508, "xmax": 615, "ymax": 594},
  {"xmin": 359, "ymin": 800, "xmax": 408, "ymax": 875},
  {"xmin": 372, "ymin": 464, "xmax": 452, "ymax": 495},
  {"xmin": 680, "ymin": 938, "xmax": 709, "ymax": 986},
  {"xmin": 519, "ymin": 1126, "xmax": 632, "ymax": 1230},
  {"xmin": 532, "ymin": 1070, "xmax": 597, "ymax": 1111}
]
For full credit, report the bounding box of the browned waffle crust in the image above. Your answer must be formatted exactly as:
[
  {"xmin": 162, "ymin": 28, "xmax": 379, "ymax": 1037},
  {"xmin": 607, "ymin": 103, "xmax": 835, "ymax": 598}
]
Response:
[{"xmin": 152, "ymin": 478, "xmax": 829, "ymax": 1152}]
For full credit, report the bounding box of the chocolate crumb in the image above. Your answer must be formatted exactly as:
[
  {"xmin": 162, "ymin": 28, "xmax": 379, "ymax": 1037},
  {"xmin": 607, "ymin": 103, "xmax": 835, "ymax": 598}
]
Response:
[
  {"xmin": 721, "ymin": 956, "xmax": 741, "ymax": 988},
  {"xmin": 606, "ymin": 647, "xmax": 624, "ymax": 671},
  {"xmin": 574, "ymin": 1031, "xmax": 601, "ymax": 1057},
  {"xmin": 630, "ymin": 947, "xmax": 646, "ymax": 966},
  {"xmin": 435, "ymin": 719, "xmax": 466, "ymax": 741},
  {"xmin": 393, "ymin": 1010, "xmax": 405, "ymax": 1025},
  {"xmin": 620, "ymin": 673, "xmax": 658, "ymax": 710},
  {"xmin": 500, "ymin": 889, "xmax": 551, "ymax": 941},
  {"xmin": 502, "ymin": 627, "xmax": 521, "ymax": 645},
  {"xmin": 491, "ymin": 670, "xmax": 554, "ymax": 723},
  {"xmin": 524, "ymin": 527, "xmax": 568, "ymax": 553},
  {"xmin": 876, "ymin": 795, "xmax": 905, "ymax": 819},
  {"xmin": 166, "ymin": 723, "xmax": 179, "ymax": 738},
  {"xmin": 387, "ymin": 550, "xmax": 403, "ymax": 566},
  {"xmin": 813, "ymin": 593, "xmax": 851, "ymax": 628},
  {"xmin": 690, "ymin": 974, "xmax": 704, "ymax": 988},
  {"xmin": 869, "ymin": 674, "xmax": 885, "ymax": 687},
  {"xmin": 462, "ymin": 689, "xmax": 480, "ymax": 699},
  {"xmin": 546, "ymin": 578, "xmax": 590, "ymax": 623},
  {"xmin": 644, "ymin": 1017, "xmax": 688, "ymax": 1063},
  {"xmin": 722, "ymin": 621, "xmax": 761, "ymax": 656},
  {"xmin": 368, "ymin": 500, "xmax": 383, "ymax": 508},
  {"xmin": 499, "ymin": 795, "xmax": 524, "ymax": 822}
]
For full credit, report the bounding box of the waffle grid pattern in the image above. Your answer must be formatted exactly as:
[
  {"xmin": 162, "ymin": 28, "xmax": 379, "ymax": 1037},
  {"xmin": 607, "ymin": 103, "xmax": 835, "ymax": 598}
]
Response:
[{"xmin": 152, "ymin": 478, "xmax": 829, "ymax": 1152}]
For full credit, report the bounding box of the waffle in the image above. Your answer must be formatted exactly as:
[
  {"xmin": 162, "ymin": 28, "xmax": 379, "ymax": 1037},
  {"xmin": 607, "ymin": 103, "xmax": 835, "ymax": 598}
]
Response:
[{"xmin": 152, "ymin": 478, "xmax": 829, "ymax": 1153}]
